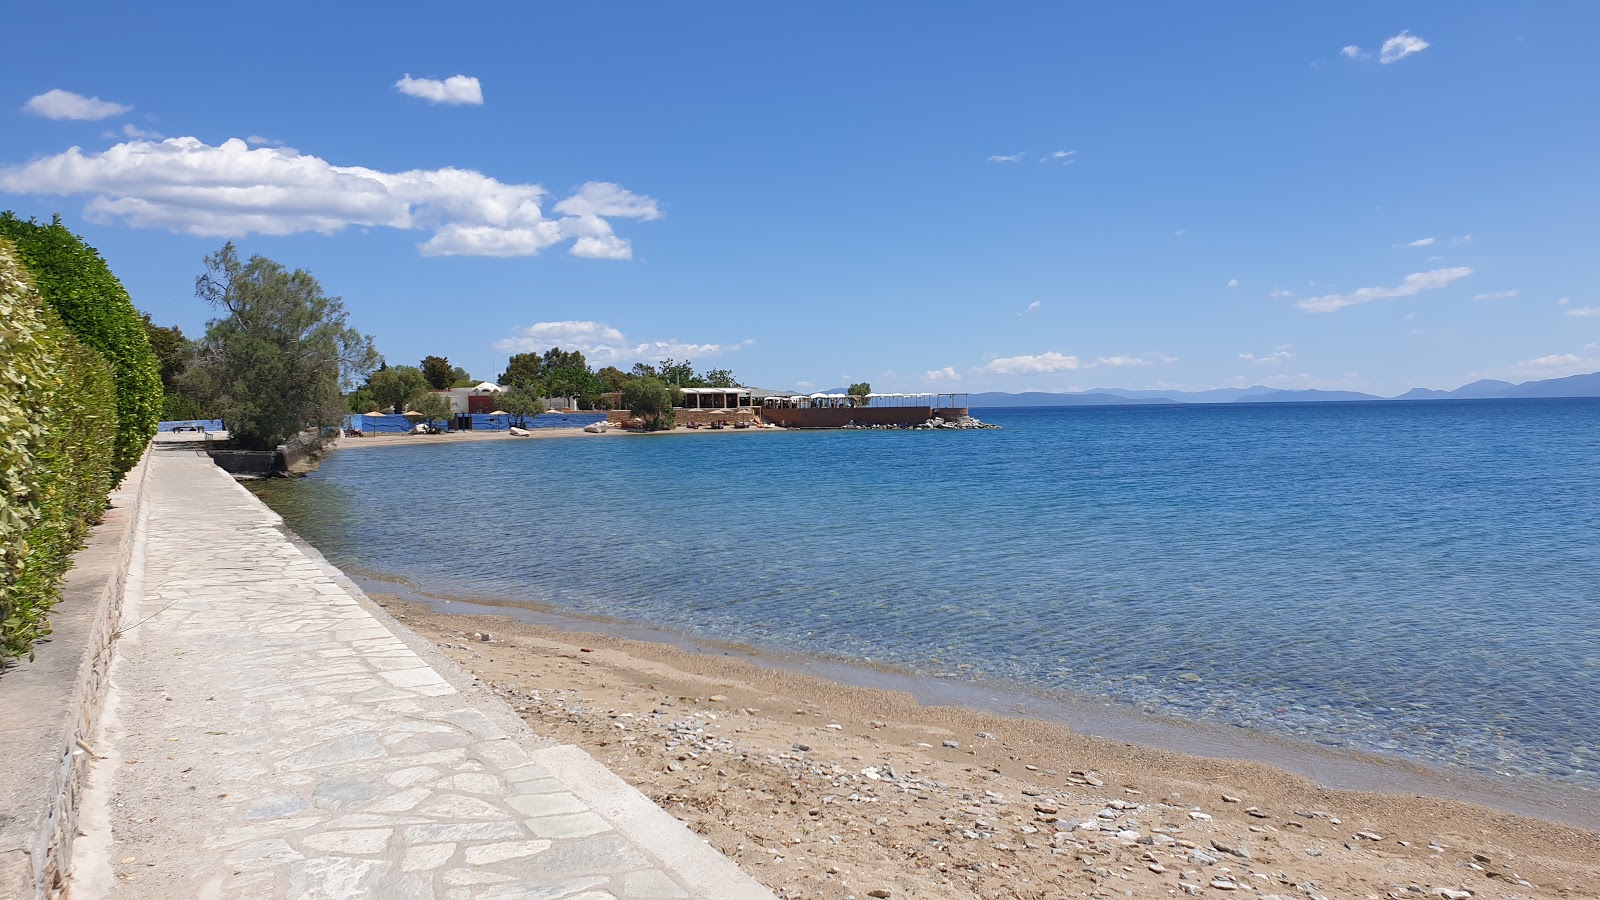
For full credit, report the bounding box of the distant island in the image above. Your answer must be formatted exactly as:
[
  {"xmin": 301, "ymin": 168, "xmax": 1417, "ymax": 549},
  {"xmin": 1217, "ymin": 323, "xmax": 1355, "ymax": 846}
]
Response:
[{"xmin": 960, "ymin": 371, "xmax": 1600, "ymax": 407}]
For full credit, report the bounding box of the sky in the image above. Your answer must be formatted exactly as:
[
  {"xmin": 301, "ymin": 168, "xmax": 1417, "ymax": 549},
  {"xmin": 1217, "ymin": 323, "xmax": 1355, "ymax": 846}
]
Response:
[{"xmin": 3, "ymin": 3, "xmax": 1597, "ymax": 397}]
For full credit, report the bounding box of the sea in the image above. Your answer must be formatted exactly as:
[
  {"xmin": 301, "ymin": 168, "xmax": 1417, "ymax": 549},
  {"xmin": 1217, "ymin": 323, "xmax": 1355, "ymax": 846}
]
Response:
[{"xmin": 254, "ymin": 398, "xmax": 1600, "ymax": 812}]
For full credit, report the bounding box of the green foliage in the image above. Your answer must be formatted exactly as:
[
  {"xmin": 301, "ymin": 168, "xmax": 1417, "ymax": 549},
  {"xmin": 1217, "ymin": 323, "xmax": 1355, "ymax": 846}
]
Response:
[
  {"xmin": 449, "ymin": 366, "xmax": 473, "ymax": 387},
  {"xmin": 0, "ymin": 212, "xmax": 161, "ymax": 475},
  {"xmin": 656, "ymin": 357, "xmax": 697, "ymax": 387},
  {"xmin": 367, "ymin": 365, "xmax": 428, "ymax": 414},
  {"xmin": 596, "ymin": 366, "xmax": 630, "ymax": 393},
  {"xmin": 622, "ymin": 376, "xmax": 675, "ymax": 431},
  {"xmin": 187, "ymin": 243, "xmax": 379, "ymax": 451},
  {"xmin": 497, "ymin": 385, "xmax": 545, "ymax": 426},
  {"xmin": 703, "ymin": 368, "xmax": 738, "ymax": 388},
  {"xmin": 0, "ymin": 239, "xmax": 116, "ymax": 666},
  {"xmin": 143, "ymin": 314, "xmax": 211, "ymax": 421},
  {"xmin": 346, "ymin": 387, "xmax": 378, "ymax": 413},
  {"xmin": 848, "ymin": 382, "xmax": 872, "ymax": 405},
  {"xmin": 499, "ymin": 352, "xmax": 543, "ymax": 388},
  {"xmin": 420, "ymin": 355, "xmax": 454, "ymax": 390},
  {"xmin": 410, "ymin": 391, "xmax": 452, "ymax": 426}
]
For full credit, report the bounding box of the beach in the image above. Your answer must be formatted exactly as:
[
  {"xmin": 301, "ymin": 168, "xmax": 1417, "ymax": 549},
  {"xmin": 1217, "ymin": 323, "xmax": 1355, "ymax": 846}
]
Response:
[
  {"xmin": 332, "ymin": 423, "xmax": 783, "ymax": 450},
  {"xmin": 373, "ymin": 593, "xmax": 1600, "ymax": 900}
]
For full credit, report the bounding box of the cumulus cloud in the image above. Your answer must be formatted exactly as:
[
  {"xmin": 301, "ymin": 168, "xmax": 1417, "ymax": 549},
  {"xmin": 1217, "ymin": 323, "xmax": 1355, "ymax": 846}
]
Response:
[
  {"xmin": 924, "ymin": 367, "xmax": 961, "ymax": 382},
  {"xmin": 103, "ymin": 123, "xmax": 163, "ymax": 141},
  {"xmin": 0, "ymin": 136, "xmax": 661, "ymax": 258},
  {"xmin": 1341, "ymin": 45, "xmax": 1364, "ymax": 59},
  {"xmin": 1473, "ymin": 290, "xmax": 1519, "ymax": 301},
  {"xmin": 982, "ymin": 352, "xmax": 1081, "ymax": 375},
  {"xmin": 495, "ymin": 320, "xmax": 753, "ymax": 364},
  {"xmin": 395, "ymin": 74, "xmax": 484, "ymax": 105},
  {"xmin": 1482, "ymin": 352, "xmax": 1600, "ymax": 382},
  {"xmin": 24, "ymin": 89, "xmax": 131, "ymax": 121},
  {"xmin": 1017, "ymin": 300, "xmax": 1040, "ymax": 317},
  {"xmin": 986, "ymin": 152, "xmax": 1024, "ymax": 163},
  {"xmin": 1297, "ymin": 267, "xmax": 1472, "ymax": 313},
  {"xmin": 1226, "ymin": 278, "xmax": 1239, "ymax": 288},
  {"xmin": 1239, "ymin": 346, "xmax": 1294, "ymax": 365},
  {"xmin": 1566, "ymin": 306, "xmax": 1600, "ymax": 318},
  {"xmin": 245, "ymin": 135, "xmax": 285, "ymax": 146},
  {"xmin": 1380, "ymin": 31, "xmax": 1430, "ymax": 64},
  {"xmin": 1269, "ymin": 288, "xmax": 1296, "ymax": 299},
  {"xmin": 1407, "ymin": 237, "xmax": 1435, "ymax": 247}
]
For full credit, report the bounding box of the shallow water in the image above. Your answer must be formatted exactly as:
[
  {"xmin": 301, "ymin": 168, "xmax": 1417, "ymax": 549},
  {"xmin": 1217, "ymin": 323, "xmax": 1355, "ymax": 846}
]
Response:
[{"xmin": 256, "ymin": 399, "xmax": 1600, "ymax": 795}]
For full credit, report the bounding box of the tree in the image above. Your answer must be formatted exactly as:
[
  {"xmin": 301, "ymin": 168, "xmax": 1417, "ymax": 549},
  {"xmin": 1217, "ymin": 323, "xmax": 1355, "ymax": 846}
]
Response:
[
  {"xmin": 622, "ymin": 376, "xmax": 675, "ymax": 431},
  {"xmin": 629, "ymin": 362, "xmax": 658, "ymax": 380},
  {"xmin": 497, "ymin": 385, "xmax": 545, "ymax": 427},
  {"xmin": 848, "ymin": 382, "xmax": 872, "ymax": 407},
  {"xmin": 346, "ymin": 387, "xmax": 378, "ymax": 413},
  {"xmin": 186, "ymin": 243, "xmax": 378, "ymax": 450},
  {"xmin": 596, "ymin": 366, "xmax": 630, "ymax": 392},
  {"xmin": 450, "ymin": 366, "xmax": 473, "ymax": 387},
  {"xmin": 702, "ymin": 367, "xmax": 738, "ymax": 388},
  {"xmin": 657, "ymin": 358, "xmax": 697, "ymax": 387},
  {"xmin": 410, "ymin": 391, "xmax": 453, "ymax": 431},
  {"xmin": 421, "ymin": 355, "xmax": 455, "ymax": 390},
  {"xmin": 143, "ymin": 313, "xmax": 208, "ymax": 420},
  {"xmin": 500, "ymin": 352, "xmax": 544, "ymax": 388},
  {"xmin": 367, "ymin": 365, "xmax": 428, "ymax": 415},
  {"xmin": 0, "ymin": 212, "xmax": 161, "ymax": 475}
]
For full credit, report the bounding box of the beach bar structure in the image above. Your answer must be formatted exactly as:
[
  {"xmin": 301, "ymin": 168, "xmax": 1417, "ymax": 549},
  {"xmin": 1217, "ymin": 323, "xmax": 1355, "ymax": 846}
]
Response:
[
  {"xmin": 677, "ymin": 387, "xmax": 754, "ymax": 410},
  {"xmin": 760, "ymin": 392, "xmax": 969, "ymax": 428}
]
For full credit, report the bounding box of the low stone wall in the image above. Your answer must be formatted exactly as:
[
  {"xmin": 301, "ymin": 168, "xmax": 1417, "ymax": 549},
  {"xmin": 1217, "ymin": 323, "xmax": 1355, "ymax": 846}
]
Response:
[
  {"xmin": 605, "ymin": 408, "xmax": 758, "ymax": 427},
  {"xmin": 0, "ymin": 448, "xmax": 148, "ymax": 899}
]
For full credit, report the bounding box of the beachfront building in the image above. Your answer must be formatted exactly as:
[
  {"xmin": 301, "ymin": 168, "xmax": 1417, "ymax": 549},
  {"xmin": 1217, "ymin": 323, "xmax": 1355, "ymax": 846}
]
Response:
[
  {"xmin": 677, "ymin": 387, "xmax": 754, "ymax": 410},
  {"xmin": 760, "ymin": 392, "xmax": 970, "ymax": 427}
]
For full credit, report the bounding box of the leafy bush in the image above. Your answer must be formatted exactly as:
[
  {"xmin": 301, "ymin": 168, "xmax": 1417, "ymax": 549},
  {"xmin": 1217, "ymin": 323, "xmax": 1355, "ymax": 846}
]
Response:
[
  {"xmin": 622, "ymin": 376, "xmax": 676, "ymax": 431},
  {"xmin": 0, "ymin": 213, "xmax": 161, "ymax": 476},
  {"xmin": 0, "ymin": 239, "xmax": 116, "ymax": 666}
]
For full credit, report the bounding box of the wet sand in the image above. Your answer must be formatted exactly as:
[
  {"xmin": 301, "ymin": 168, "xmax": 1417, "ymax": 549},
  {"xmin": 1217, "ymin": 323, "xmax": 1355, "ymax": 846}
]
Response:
[{"xmin": 370, "ymin": 591, "xmax": 1600, "ymax": 900}]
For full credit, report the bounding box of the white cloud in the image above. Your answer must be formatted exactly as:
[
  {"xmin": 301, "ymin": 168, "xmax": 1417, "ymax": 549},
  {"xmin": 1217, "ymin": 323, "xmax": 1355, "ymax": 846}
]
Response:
[
  {"xmin": 23, "ymin": 89, "xmax": 131, "ymax": 121},
  {"xmin": 495, "ymin": 320, "xmax": 753, "ymax": 364},
  {"xmin": 795, "ymin": 381, "xmax": 815, "ymax": 389},
  {"xmin": 1239, "ymin": 346, "xmax": 1293, "ymax": 365},
  {"xmin": 1380, "ymin": 31, "xmax": 1430, "ymax": 64},
  {"xmin": 1094, "ymin": 355, "xmax": 1150, "ymax": 368},
  {"xmin": 1226, "ymin": 278, "xmax": 1239, "ymax": 288},
  {"xmin": 1566, "ymin": 306, "xmax": 1600, "ymax": 318},
  {"xmin": 0, "ymin": 136, "xmax": 660, "ymax": 258},
  {"xmin": 395, "ymin": 74, "xmax": 484, "ymax": 106},
  {"xmin": 924, "ymin": 367, "xmax": 961, "ymax": 382},
  {"xmin": 1407, "ymin": 237, "xmax": 1435, "ymax": 247},
  {"xmin": 245, "ymin": 135, "xmax": 285, "ymax": 146},
  {"xmin": 1341, "ymin": 45, "xmax": 1364, "ymax": 59},
  {"xmin": 1269, "ymin": 288, "xmax": 1295, "ymax": 299},
  {"xmin": 1017, "ymin": 300, "xmax": 1040, "ymax": 317},
  {"xmin": 1482, "ymin": 352, "xmax": 1600, "ymax": 382},
  {"xmin": 986, "ymin": 152, "xmax": 1024, "ymax": 163},
  {"xmin": 1473, "ymin": 290, "xmax": 1519, "ymax": 301},
  {"xmin": 1297, "ymin": 267, "xmax": 1472, "ymax": 313},
  {"xmin": 1450, "ymin": 234, "xmax": 1472, "ymax": 245},
  {"xmin": 102, "ymin": 123, "xmax": 163, "ymax": 141},
  {"xmin": 1042, "ymin": 150, "xmax": 1076, "ymax": 165},
  {"xmin": 982, "ymin": 351, "xmax": 1081, "ymax": 375},
  {"xmin": 1558, "ymin": 297, "xmax": 1570, "ymax": 305}
]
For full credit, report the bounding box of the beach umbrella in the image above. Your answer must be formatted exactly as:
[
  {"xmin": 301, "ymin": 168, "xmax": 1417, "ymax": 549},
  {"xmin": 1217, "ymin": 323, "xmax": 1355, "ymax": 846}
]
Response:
[
  {"xmin": 490, "ymin": 410, "xmax": 508, "ymax": 416},
  {"xmin": 401, "ymin": 409, "xmax": 423, "ymax": 417}
]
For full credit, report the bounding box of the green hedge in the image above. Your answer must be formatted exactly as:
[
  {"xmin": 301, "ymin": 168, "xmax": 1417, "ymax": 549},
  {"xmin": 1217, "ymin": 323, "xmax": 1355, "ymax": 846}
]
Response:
[
  {"xmin": 0, "ymin": 240, "xmax": 117, "ymax": 665},
  {"xmin": 0, "ymin": 213, "xmax": 160, "ymax": 476}
]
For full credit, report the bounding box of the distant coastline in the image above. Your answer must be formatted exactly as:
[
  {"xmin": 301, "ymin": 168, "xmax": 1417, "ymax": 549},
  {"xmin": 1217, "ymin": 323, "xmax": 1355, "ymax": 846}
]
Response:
[{"xmin": 964, "ymin": 370, "xmax": 1600, "ymax": 407}]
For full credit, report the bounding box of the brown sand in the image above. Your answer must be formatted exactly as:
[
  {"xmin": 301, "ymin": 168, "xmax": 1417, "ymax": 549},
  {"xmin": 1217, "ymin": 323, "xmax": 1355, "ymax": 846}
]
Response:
[
  {"xmin": 334, "ymin": 423, "xmax": 783, "ymax": 450},
  {"xmin": 374, "ymin": 595, "xmax": 1600, "ymax": 900}
]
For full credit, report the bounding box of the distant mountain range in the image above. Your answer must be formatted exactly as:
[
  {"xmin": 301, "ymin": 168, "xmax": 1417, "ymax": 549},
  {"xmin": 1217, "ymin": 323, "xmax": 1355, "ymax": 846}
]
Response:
[{"xmin": 961, "ymin": 371, "xmax": 1600, "ymax": 407}]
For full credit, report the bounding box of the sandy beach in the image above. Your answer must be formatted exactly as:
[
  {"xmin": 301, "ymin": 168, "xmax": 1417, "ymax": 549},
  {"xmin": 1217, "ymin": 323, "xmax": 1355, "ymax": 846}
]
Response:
[
  {"xmin": 333, "ymin": 423, "xmax": 785, "ymax": 450},
  {"xmin": 371, "ymin": 593, "xmax": 1600, "ymax": 900}
]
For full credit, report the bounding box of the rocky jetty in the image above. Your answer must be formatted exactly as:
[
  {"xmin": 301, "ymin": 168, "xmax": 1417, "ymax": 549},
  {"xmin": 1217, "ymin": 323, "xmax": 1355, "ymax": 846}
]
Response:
[{"xmin": 842, "ymin": 415, "xmax": 999, "ymax": 431}]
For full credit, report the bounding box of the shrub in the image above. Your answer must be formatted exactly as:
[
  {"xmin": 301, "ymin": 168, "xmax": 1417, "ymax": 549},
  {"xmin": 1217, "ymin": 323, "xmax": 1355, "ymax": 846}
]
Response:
[
  {"xmin": 622, "ymin": 376, "xmax": 676, "ymax": 431},
  {"xmin": 0, "ymin": 239, "xmax": 116, "ymax": 666},
  {"xmin": 0, "ymin": 213, "xmax": 161, "ymax": 476}
]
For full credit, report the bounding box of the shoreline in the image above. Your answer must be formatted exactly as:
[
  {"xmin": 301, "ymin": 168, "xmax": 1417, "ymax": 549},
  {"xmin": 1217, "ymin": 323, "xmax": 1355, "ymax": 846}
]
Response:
[
  {"xmin": 353, "ymin": 576, "xmax": 1600, "ymax": 829},
  {"xmin": 331, "ymin": 422, "xmax": 787, "ymax": 450},
  {"xmin": 352, "ymin": 579, "xmax": 1598, "ymax": 898}
]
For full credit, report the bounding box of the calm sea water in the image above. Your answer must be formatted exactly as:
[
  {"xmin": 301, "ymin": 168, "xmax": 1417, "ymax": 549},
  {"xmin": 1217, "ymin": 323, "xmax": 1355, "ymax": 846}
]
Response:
[{"xmin": 256, "ymin": 399, "xmax": 1600, "ymax": 791}]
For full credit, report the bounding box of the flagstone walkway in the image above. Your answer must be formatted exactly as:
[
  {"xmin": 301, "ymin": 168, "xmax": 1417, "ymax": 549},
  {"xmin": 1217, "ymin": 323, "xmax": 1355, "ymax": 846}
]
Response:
[{"xmin": 72, "ymin": 439, "xmax": 773, "ymax": 900}]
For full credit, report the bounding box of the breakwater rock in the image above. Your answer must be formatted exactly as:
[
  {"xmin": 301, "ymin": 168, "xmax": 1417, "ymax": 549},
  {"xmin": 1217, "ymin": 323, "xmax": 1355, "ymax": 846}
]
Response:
[{"xmin": 842, "ymin": 415, "xmax": 999, "ymax": 431}]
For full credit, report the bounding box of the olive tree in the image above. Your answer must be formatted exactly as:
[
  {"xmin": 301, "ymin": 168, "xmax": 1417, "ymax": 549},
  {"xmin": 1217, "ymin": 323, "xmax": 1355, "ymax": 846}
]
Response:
[
  {"xmin": 367, "ymin": 365, "xmax": 428, "ymax": 414},
  {"xmin": 622, "ymin": 376, "xmax": 675, "ymax": 431},
  {"xmin": 497, "ymin": 385, "xmax": 545, "ymax": 427},
  {"xmin": 409, "ymin": 391, "xmax": 453, "ymax": 431},
  {"xmin": 187, "ymin": 244, "xmax": 378, "ymax": 450}
]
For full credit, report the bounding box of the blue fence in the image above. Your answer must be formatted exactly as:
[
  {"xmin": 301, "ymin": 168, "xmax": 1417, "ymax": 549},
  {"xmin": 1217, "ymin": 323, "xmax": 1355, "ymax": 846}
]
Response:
[
  {"xmin": 343, "ymin": 413, "xmax": 608, "ymax": 434},
  {"xmin": 158, "ymin": 419, "xmax": 224, "ymax": 432}
]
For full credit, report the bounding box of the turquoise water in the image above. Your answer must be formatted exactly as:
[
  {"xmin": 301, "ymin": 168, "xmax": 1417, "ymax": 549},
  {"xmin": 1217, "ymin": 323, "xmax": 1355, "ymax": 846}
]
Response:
[{"xmin": 257, "ymin": 400, "xmax": 1600, "ymax": 792}]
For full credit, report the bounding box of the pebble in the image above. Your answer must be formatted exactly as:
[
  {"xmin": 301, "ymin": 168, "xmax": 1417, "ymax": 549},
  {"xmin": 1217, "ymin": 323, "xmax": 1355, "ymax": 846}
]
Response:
[
  {"xmin": 1211, "ymin": 838, "xmax": 1251, "ymax": 860},
  {"xmin": 1188, "ymin": 811, "xmax": 1212, "ymax": 822},
  {"xmin": 1221, "ymin": 794, "xmax": 1240, "ymax": 803},
  {"xmin": 867, "ymin": 890, "xmax": 891, "ymax": 898},
  {"xmin": 942, "ymin": 740, "xmax": 960, "ymax": 749},
  {"xmin": 1209, "ymin": 878, "xmax": 1238, "ymax": 891}
]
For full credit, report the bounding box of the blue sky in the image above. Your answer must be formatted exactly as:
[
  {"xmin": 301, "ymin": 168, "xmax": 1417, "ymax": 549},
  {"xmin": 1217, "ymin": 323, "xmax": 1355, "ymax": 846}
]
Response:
[{"xmin": 3, "ymin": 3, "xmax": 1597, "ymax": 396}]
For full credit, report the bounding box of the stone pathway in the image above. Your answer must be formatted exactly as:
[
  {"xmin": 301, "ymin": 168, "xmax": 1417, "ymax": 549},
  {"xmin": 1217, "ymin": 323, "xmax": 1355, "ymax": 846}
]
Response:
[{"xmin": 72, "ymin": 441, "xmax": 773, "ymax": 899}]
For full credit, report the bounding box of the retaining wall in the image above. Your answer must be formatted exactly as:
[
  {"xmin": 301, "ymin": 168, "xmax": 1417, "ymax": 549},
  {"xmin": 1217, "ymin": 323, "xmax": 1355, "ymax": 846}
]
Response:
[{"xmin": 0, "ymin": 448, "xmax": 148, "ymax": 899}]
